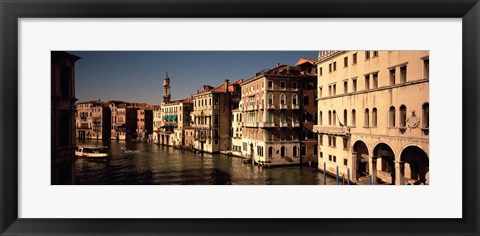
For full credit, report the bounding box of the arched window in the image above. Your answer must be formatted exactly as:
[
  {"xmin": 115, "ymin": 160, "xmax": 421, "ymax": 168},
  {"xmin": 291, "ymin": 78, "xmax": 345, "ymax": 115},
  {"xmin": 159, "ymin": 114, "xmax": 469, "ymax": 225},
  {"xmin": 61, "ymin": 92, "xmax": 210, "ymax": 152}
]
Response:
[
  {"xmin": 364, "ymin": 109, "xmax": 369, "ymax": 127},
  {"xmin": 303, "ymin": 95, "xmax": 309, "ymax": 105},
  {"xmin": 293, "ymin": 146, "xmax": 297, "ymax": 157},
  {"xmin": 343, "ymin": 109, "xmax": 348, "ymax": 126},
  {"xmin": 281, "ymin": 146, "xmax": 286, "ymax": 157},
  {"xmin": 280, "ymin": 94, "xmax": 286, "ymax": 105},
  {"xmin": 399, "ymin": 105, "xmax": 407, "ymax": 127},
  {"xmin": 60, "ymin": 66, "xmax": 70, "ymax": 97},
  {"xmin": 352, "ymin": 109, "xmax": 356, "ymax": 127},
  {"xmin": 292, "ymin": 94, "xmax": 298, "ymax": 105},
  {"xmin": 268, "ymin": 111, "xmax": 273, "ymax": 123},
  {"xmin": 422, "ymin": 103, "xmax": 429, "ymax": 128},
  {"xmin": 268, "ymin": 93, "xmax": 274, "ymax": 105},
  {"xmin": 372, "ymin": 108, "xmax": 377, "ymax": 127},
  {"xmin": 280, "ymin": 111, "xmax": 286, "ymax": 122},
  {"xmin": 319, "ymin": 111, "xmax": 323, "ymax": 125},
  {"xmin": 332, "ymin": 110, "xmax": 337, "ymax": 126},
  {"xmin": 328, "ymin": 111, "xmax": 332, "ymax": 125},
  {"xmin": 389, "ymin": 106, "xmax": 396, "ymax": 127},
  {"xmin": 268, "ymin": 147, "xmax": 273, "ymax": 158}
]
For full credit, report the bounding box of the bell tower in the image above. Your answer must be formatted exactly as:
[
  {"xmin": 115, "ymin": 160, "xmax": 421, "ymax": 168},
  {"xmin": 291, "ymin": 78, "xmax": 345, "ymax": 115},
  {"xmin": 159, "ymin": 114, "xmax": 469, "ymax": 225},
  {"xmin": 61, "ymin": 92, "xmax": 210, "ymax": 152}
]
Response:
[{"xmin": 162, "ymin": 72, "xmax": 171, "ymax": 103}]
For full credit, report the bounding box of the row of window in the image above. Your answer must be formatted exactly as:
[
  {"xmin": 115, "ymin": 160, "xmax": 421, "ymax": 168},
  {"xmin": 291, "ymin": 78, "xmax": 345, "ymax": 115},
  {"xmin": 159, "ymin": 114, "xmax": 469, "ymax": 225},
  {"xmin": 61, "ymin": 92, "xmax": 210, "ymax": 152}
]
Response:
[
  {"xmin": 262, "ymin": 145, "xmax": 318, "ymax": 158},
  {"xmin": 319, "ymin": 103, "xmax": 429, "ymax": 129},
  {"xmin": 319, "ymin": 51, "xmax": 380, "ymax": 76},
  {"xmin": 319, "ymin": 58, "xmax": 429, "ymax": 98},
  {"xmin": 193, "ymin": 97, "xmax": 219, "ymax": 109},
  {"xmin": 319, "ymin": 152, "xmax": 349, "ymax": 166}
]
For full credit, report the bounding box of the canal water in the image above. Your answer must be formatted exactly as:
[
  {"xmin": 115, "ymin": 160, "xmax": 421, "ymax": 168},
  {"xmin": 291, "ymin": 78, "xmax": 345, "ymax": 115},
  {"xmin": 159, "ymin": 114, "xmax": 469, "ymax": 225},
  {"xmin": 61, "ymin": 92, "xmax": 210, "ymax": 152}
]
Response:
[{"xmin": 75, "ymin": 140, "xmax": 338, "ymax": 185}]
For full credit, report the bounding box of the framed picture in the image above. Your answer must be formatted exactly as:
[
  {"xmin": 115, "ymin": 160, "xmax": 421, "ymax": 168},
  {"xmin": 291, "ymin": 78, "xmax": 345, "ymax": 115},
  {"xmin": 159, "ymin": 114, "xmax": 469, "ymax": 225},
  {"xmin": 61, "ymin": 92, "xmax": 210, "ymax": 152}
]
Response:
[{"xmin": 1, "ymin": 0, "xmax": 479, "ymax": 235}]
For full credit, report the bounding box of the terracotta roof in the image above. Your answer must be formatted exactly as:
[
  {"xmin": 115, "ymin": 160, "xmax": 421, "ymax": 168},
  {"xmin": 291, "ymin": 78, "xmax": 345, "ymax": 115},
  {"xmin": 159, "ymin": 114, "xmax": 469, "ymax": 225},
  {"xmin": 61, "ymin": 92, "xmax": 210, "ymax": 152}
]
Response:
[
  {"xmin": 211, "ymin": 79, "xmax": 243, "ymax": 93},
  {"xmin": 295, "ymin": 57, "xmax": 316, "ymax": 66}
]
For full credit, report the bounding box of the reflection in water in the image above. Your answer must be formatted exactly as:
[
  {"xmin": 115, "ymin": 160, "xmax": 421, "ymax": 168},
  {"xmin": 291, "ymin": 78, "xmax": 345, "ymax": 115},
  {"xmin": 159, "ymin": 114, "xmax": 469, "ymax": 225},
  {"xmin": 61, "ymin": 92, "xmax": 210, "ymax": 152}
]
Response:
[{"xmin": 75, "ymin": 140, "xmax": 337, "ymax": 185}]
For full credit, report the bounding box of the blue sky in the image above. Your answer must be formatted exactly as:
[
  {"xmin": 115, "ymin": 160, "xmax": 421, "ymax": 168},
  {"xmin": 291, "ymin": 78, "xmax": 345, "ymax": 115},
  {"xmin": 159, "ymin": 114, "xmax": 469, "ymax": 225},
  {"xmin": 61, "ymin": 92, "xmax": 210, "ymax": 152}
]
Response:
[{"xmin": 70, "ymin": 51, "xmax": 318, "ymax": 105}]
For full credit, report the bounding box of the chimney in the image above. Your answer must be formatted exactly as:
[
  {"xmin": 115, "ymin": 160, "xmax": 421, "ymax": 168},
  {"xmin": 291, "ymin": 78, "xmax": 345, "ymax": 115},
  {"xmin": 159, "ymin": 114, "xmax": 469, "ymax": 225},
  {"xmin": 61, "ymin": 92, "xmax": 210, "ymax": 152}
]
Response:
[
  {"xmin": 224, "ymin": 79, "xmax": 229, "ymax": 93},
  {"xmin": 277, "ymin": 63, "xmax": 280, "ymax": 66}
]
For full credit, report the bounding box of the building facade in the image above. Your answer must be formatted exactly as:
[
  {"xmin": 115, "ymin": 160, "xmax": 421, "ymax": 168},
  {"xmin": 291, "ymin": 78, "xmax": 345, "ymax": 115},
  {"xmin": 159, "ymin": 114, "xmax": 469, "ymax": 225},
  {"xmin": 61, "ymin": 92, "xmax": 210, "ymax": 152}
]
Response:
[
  {"xmin": 51, "ymin": 51, "xmax": 80, "ymax": 184},
  {"xmin": 75, "ymin": 101, "xmax": 95, "ymax": 140},
  {"xmin": 91, "ymin": 102, "xmax": 111, "ymax": 141},
  {"xmin": 313, "ymin": 51, "xmax": 430, "ymax": 185},
  {"xmin": 115, "ymin": 104, "xmax": 138, "ymax": 140},
  {"xmin": 137, "ymin": 107, "xmax": 153, "ymax": 141},
  {"xmin": 230, "ymin": 107, "xmax": 243, "ymax": 156},
  {"xmin": 240, "ymin": 61, "xmax": 318, "ymax": 166},
  {"xmin": 191, "ymin": 79, "xmax": 242, "ymax": 153},
  {"xmin": 157, "ymin": 98, "xmax": 193, "ymax": 146}
]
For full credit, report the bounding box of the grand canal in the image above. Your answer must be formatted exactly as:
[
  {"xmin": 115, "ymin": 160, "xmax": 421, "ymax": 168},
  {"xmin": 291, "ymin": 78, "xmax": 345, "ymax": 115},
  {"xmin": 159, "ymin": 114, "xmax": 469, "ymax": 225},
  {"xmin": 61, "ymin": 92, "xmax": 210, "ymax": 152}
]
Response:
[{"xmin": 75, "ymin": 140, "xmax": 338, "ymax": 185}]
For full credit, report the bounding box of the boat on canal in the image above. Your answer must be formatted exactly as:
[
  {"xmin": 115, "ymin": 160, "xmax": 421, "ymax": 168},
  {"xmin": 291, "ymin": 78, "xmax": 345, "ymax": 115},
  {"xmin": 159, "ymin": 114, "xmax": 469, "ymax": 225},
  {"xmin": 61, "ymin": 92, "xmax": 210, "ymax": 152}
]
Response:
[{"xmin": 75, "ymin": 145, "xmax": 111, "ymax": 158}]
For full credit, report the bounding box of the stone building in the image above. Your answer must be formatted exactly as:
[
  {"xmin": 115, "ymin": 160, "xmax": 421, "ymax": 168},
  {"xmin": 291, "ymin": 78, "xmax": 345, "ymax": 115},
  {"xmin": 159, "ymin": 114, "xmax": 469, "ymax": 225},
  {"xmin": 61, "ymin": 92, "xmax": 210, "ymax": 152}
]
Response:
[
  {"xmin": 115, "ymin": 104, "xmax": 138, "ymax": 140},
  {"xmin": 153, "ymin": 106, "xmax": 162, "ymax": 144},
  {"xmin": 184, "ymin": 127, "xmax": 195, "ymax": 148},
  {"xmin": 51, "ymin": 51, "xmax": 80, "ymax": 184},
  {"xmin": 313, "ymin": 51, "xmax": 429, "ymax": 185},
  {"xmin": 137, "ymin": 107, "xmax": 153, "ymax": 141},
  {"xmin": 108, "ymin": 100, "xmax": 126, "ymax": 140},
  {"xmin": 230, "ymin": 107, "xmax": 243, "ymax": 157},
  {"xmin": 191, "ymin": 79, "xmax": 242, "ymax": 153},
  {"xmin": 157, "ymin": 98, "xmax": 193, "ymax": 146},
  {"xmin": 75, "ymin": 101, "xmax": 95, "ymax": 140},
  {"xmin": 76, "ymin": 100, "xmax": 111, "ymax": 141},
  {"xmin": 240, "ymin": 60, "xmax": 317, "ymax": 166},
  {"xmin": 91, "ymin": 102, "xmax": 111, "ymax": 141}
]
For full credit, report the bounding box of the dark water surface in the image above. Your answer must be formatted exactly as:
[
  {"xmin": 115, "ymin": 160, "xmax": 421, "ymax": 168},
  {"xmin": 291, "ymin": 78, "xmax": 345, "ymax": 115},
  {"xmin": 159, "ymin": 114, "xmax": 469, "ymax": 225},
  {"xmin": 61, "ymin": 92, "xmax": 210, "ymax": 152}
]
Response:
[{"xmin": 75, "ymin": 140, "xmax": 337, "ymax": 185}]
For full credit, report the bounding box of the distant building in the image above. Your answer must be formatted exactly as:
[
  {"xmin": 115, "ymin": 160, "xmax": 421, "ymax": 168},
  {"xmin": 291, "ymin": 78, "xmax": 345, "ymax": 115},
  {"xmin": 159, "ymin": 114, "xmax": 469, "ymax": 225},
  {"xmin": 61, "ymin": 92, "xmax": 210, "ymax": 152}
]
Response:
[
  {"xmin": 152, "ymin": 106, "xmax": 162, "ymax": 144},
  {"xmin": 157, "ymin": 98, "xmax": 193, "ymax": 146},
  {"xmin": 313, "ymin": 51, "xmax": 429, "ymax": 185},
  {"xmin": 137, "ymin": 107, "xmax": 153, "ymax": 141},
  {"xmin": 51, "ymin": 51, "xmax": 80, "ymax": 184},
  {"xmin": 155, "ymin": 73, "xmax": 193, "ymax": 147},
  {"xmin": 116, "ymin": 104, "xmax": 138, "ymax": 140},
  {"xmin": 184, "ymin": 127, "xmax": 195, "ymax": 148},
  {"xmin": 108, "ymin": 100, "xmax": 126, "ymax": 140},
  {"xmin": 231, "ymin": 107, "xmax": 243, "ymax": 157},
  {"xmin": 76, "ymin": 100, "xmax": 111, "ymax": 141},
  {"xmin": 240, "ymin": 61, "xmax": 317, "ymax": 166},
  {"xmin": 191, "ymin": 79, "xmax": 242, "ymax": 153},
  {"xmin": 92, "ymin": 102, "xmax": 111, "ymax": 141}
]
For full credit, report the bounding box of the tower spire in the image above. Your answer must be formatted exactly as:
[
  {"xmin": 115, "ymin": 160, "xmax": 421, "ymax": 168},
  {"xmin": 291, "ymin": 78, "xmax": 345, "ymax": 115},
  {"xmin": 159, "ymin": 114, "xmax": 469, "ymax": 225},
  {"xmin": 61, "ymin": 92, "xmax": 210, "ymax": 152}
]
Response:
[{"xmin": 162, "ymin": 72, "xmax": 171, "ymax": 103}]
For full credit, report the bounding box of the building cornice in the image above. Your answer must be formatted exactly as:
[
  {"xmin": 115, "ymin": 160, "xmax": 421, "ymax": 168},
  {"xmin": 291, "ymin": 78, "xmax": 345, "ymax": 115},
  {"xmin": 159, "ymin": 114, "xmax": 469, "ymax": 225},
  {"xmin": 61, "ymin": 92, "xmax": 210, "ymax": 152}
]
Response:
[{"xmin": 317, "ymin": 78, "xmax": 429, "ymax": 101}]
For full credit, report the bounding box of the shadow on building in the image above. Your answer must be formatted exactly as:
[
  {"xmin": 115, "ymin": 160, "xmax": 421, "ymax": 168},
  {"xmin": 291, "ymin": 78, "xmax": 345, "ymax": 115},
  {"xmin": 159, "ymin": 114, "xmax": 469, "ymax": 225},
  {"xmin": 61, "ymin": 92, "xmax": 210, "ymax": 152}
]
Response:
[{"xmin": 51, "ymin": 51, "xmax": 80, "ymax": 184}]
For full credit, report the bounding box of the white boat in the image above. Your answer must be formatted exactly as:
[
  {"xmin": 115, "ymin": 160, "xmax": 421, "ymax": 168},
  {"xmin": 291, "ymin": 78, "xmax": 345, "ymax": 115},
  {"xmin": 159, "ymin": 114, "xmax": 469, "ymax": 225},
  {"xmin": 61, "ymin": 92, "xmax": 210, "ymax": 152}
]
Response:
[{"xmin": 75, "ymin": 145, "xmax": 111, "ymax": 158}]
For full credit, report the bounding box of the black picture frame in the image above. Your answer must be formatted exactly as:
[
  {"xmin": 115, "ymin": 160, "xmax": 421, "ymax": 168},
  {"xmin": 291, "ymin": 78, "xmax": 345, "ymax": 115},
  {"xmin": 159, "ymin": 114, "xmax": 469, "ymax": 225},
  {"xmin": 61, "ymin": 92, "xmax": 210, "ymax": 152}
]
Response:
[{"xmin": 1, "ymin": 0, "xmax": 479, "ymax": 235}]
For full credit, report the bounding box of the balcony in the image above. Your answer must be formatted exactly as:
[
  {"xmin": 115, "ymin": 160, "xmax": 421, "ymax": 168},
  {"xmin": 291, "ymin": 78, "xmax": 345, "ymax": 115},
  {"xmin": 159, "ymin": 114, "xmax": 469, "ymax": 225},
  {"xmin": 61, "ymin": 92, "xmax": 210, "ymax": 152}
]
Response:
[
  {"xmin": 291, "ymin": 121, "xmax": 300, "ymax": 127},
  {"xmin": 258, "ymin": 104, "xmax": 264, "ymax": 110},
  {"xmin": 279, "ymin": 104, "xmax": 288, "ymax": 109},
  {"xmin": 245, "ymin": 105, "xmax": 255, "ymax": 111},
  {"xmin": 266, "ymin": 104, "xmax": 276, "ymax": 109},
  {"xmin": 279, "ymin": 121, "xmax": 289, "ymax": 127},
  {"xmin": 313, "ymin": 125, "xmax": 351, "ymax": 136},
  {"xmin": 192, "ymin": 124, "xmax": 211, "ymax": 129},
  {"xmin": 291, "ymin": 104, "xmax": 300, "ymax": 109},
  {"xmin": 259, "ymin": 122, "xmax": 275, "ymax": 128},
  {"xmin": 245, "ymin": 122, "xmax": 259, "ymax": 127}
]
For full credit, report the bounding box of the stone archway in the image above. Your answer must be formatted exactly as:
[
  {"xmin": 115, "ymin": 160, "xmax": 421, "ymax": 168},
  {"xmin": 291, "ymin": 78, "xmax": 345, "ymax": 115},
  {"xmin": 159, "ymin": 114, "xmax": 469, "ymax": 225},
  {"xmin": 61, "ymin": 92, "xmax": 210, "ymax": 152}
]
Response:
[
  {"xmin": 352, "ymin": 140, "xmax": 369, "ymax": 180},
  {"xmin": 373, "ymin": 143, "xmax": 396, "ymax": 184},
  {"xmin": 401, "ymin": 146, "xmax": 429, "ymax": 184}
]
